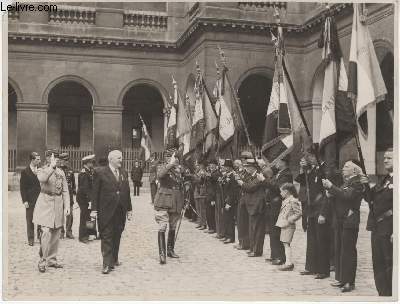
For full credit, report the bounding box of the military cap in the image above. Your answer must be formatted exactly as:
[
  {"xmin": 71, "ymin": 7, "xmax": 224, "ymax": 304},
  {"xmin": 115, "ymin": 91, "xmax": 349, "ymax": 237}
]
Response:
[
  {"xmin": 243, "ymin": 158, "xmax": 257, "ymax": 167},
  {"xmin": 240, "ymin": 151, "xmax": 253, "ymax": 159},
  {"xmin": 59, "ymin": 152, "xmax": 69, "ymax": 161},
  {"xmin": 223, "ymin": 159, "xmax": 234, "ymax": 168},
  {"xmin": 82, "ymin": 154, "xmax": 96, "ymax": 164},
  {"xmin": 45, "ymin": 149, "xmax": 59, "ymax": 158}
]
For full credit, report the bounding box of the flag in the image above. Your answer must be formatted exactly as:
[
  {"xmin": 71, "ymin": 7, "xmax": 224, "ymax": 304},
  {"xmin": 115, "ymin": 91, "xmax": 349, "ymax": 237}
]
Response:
[
  {"xmin": 315, "ymin": 16, "xmax": 356, "ymax": 173},
  {"xmin": 213, "ymin": 69, "xmax": 235, "ymax": 151},
  {"xmin": 174, "ymin": 77, "xmax": 191, "ymax": 152},
  {"xmin": 348, "ymin": 4, "xmax": 387, "ymax": 173},
  {"xmin": 166, "ymin": 81, "xmax": 178, "ymax": 149},
  {"xmin": 261, "ymin": 26, "xmax": 308, "ymax": 168},
  {"xmin": 202, "ymin": 79, "xmax": 218, "ymax": 155},
  {"xmin": 139, "ymin": 114, "xmax": 152, "ymax": 161},
  {"xmin": 189, "ymin": 73, "xmax": 206, "ymax": 152}
]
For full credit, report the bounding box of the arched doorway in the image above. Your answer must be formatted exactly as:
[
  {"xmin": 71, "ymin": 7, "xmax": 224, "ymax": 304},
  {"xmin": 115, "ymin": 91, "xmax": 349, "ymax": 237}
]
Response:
[
  {"xmin": 122, "ymin": 84, "xmax": 164, "ymax": 152},
  {"xmin": 47, "ymin": 81, "xmax": 93, "ymax": 149},
  {"xmin": 237, "ymin": 74, "xmax": 272, "ymax": 146}
]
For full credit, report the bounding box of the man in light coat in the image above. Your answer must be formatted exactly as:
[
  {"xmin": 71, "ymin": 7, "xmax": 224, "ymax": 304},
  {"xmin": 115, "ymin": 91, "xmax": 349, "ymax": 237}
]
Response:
[{"xmin": 33, "ymin": 150, "xmax": 70, "ymax": 273}]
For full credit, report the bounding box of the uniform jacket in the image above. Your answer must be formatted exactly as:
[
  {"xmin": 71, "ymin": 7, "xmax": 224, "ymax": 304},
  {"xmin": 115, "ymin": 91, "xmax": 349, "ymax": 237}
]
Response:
[
  {"xmin": 366, "ymin": 174, "xmax": 393, "ymax": 235},
  {"xmin": 148, "ymin": 159, "xmax": 159, "ymax": 183},
  {"xmin": 20, "ymin": 165, "xmax": 41, "ymax": 206},
  {"xmin": 77, "ymin": 166, "xmax": 94, "ymax": 206},
  {"xmin": 205, "ymin": 170, "xmax": 220, "ymax": 202},
  {"xmin": 265, "ymin": 168, "xmax": 293, "ymax": 220},
  {"xmin": 33, "ymin": 165, "xmax": 70, "ymax": 228},
  {"xmin": 296, "ymin": 165, "xmax": 327, "ymax": 219},
  {"xmin": 154, "ymin": 164, "xmax": 184, "ymax": 213},
  {"xmin": 222, "ymin": 171, "xmax": 239, "ymax": 207},
  {"xmin": 193, "ymin": 170, "xmax": 207, "ymax": 199},
  {"xmin": 276, "ymin": 195, "xmax": 302, "ymax": 229},
  {"xmin": 91, "ymin": 166, "xmax": 132, "ymax": 232},
  {"xmin": 240, "ymin": 173, "xmax": 266, "ymax": 216},
  {"xmin": 61, "ymin": 166, "xmax": 76, "ymax": 205},
  {"xmin": 131, "ymin": 166, "xmax": 144, "ymax": 183},
  {"xmin": 328, "ymin": 175, "xmax": 364, "ymax": 229}
]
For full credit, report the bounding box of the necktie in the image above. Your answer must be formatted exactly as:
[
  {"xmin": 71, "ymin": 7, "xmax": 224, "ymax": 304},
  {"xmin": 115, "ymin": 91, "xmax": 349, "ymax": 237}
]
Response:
[{"xmin": 115, "ymin": 169, "xmax": 119, "ymax": 181}]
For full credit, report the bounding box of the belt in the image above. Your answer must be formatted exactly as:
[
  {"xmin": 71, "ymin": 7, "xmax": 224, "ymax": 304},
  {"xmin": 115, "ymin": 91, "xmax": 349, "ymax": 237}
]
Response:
[
  {"xmin": 41, "ymin": 190, "xmax": 62, "ymax": 196},
  {"xmin": 376, "ymin": 209, "xmax": 393, "ymax": 223}
]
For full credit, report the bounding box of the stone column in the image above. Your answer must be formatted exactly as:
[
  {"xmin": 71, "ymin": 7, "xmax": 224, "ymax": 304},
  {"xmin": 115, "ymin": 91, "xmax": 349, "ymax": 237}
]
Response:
[
  {"xmin": 93, "ymin": 105, "xmax": 123, "ymax": 160},
  {"xmin": 16, "ymin": 103, "xmax": 48, "ymax": 168}
]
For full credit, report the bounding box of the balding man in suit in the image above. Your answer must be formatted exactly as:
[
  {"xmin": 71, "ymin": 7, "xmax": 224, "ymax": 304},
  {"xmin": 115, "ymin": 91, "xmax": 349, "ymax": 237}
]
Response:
[{"xmin": 91, "ymin": 150, "xmax": 132, "ymax": 274}]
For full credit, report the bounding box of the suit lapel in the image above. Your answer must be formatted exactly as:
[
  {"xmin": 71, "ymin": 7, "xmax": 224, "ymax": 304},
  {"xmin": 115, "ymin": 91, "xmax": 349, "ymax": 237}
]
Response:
[{"xmin": 106, "ymin": 166, "xmax": 119, "ymax": 186}]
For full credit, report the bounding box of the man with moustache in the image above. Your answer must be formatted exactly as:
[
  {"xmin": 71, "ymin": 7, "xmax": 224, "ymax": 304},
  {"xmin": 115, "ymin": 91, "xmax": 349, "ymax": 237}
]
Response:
[{"xmin": 91, "ymin": 150, "xmax": 133, "ymax": 274}]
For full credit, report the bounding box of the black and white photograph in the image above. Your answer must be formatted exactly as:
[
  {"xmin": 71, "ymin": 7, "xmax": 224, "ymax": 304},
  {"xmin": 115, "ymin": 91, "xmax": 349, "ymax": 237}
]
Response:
[{"xmin": 4, "ymin": 0, "xmax": 397, "ymax": 300}]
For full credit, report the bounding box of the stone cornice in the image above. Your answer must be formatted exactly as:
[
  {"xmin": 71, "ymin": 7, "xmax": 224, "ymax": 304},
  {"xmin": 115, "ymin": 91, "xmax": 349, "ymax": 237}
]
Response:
[
  {"xmin": 8, "ymin": 3, "xmax": 393, "ymax": 54},
  {"xmin": 16, "ymin": 102, "xmax": 48, "ymax": 111},
  {"xmin": 92, "ymin": 105, "xmax": 124, "ymax": 114}
]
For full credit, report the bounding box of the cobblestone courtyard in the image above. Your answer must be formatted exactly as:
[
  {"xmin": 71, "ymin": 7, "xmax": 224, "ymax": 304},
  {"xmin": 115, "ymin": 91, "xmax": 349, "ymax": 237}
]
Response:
[{"xmin": 4, "ymin": 187, "xmax": 378, "ymax": 300}]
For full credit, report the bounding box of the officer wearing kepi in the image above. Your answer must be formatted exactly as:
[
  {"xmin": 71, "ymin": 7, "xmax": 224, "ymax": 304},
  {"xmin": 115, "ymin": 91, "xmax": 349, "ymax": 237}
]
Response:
[
  {"xmin": 59, "ymin": 153, "xmax": 76, "ymax": 239},
  {"xmin": 366, "ymin": 147, "xmax": 393, "ymax": 296},
  {"xmin": 77, "ymin": 154, "xmax": 96, "ymax": 243},
  {"xmin": 154, "ymin": 147, "xmax": 184, "ymax": 264}
]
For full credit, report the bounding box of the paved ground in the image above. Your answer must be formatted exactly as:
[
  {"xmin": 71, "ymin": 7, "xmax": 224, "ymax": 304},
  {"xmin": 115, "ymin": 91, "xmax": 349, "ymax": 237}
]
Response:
[{"xmin": 4, "ymin": 186, "xmax": 379, "ymax": 300}]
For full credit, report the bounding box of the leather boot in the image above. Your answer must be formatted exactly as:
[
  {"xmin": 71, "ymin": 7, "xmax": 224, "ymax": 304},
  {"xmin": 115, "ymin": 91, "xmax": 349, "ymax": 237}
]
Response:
[
  {"xmin": 158, "ymin": 232, "xmax": 166, "ymax": 264},
  {"xmin": 167, "ymin": 230, "xmax": 179, "ymax": 258}
]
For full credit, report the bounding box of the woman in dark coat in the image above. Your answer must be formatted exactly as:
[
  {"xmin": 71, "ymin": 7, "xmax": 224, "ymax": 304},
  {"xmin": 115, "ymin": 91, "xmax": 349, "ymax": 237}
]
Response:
[{"xmin": 131, "ymin": 161, "xmax": 144, "ymax": 196}]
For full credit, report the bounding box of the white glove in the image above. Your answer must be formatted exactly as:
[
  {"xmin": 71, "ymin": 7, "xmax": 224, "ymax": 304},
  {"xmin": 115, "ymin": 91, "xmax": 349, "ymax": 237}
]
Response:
[{"xmin": 90, "ymin": 211, "xmax": 97, "ymax": 218}]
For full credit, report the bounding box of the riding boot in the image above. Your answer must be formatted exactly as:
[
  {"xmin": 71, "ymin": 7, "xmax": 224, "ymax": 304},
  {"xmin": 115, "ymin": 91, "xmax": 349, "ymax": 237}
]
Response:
[
  {"xmin": 158, "ymin": 231, "xmax": 166, "ymax": 264},
  {"xmin": 167, "ymin": 229, "xmax": 179, "ymax": 258}
]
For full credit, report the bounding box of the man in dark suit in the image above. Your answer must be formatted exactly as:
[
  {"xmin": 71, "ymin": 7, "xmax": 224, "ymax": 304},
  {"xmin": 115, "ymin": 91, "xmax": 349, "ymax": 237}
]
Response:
[
  {"xmin": 297, "ymin": 152, "xmax": 331, "ymax": 279},
  {"xmin": 367, "ymin": 148, "xmax": 393, "ymax": 296},
  {"xmin": 265, "ymin": 157, "xmax": 293, "ymax": 265},
  {"xmin": 91, "ymin": 150, "xmax": 133, "ymax": 274},
  {"xmin": 237, "ymin": 158, "xmax": 267, "ymax": 257},
  {"xmin": 148, "ymin": 153, "xmax": 159, "ymax": 204},
  {"xmin": 20, "ymin": 152, "xmax": 42, "ymax": 246},
  {"xmin": 77, "ymin": 154, "xmax": 96, "ymax": 243},
  {"xmin": 322, "ymin": 160, "xmax": 365, "ymax": 293}
]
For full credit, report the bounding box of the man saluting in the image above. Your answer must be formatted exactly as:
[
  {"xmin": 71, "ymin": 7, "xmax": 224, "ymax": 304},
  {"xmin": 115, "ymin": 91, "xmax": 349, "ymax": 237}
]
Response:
[{"xmin": 91, "ymin": 150, "xmax": 132, "ymax": 274}]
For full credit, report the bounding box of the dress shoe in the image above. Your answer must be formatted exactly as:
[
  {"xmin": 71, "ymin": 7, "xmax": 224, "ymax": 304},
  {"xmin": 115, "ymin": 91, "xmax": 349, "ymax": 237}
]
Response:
[
  {"xmin": 233, "ymin": 244, "xmax": 243, "ymax": 250},
  {"xmin": 207, "ymin": 230, "xmax": 216, "ymax": 234},
  {"xmin": 330, "ymin": 281, "xmax": 344, "ymax": 288},
  {"xmin": 48, "ymin": 263, "xmax": 63, "ymax": 269},
  {"xmin": 79, "ymin": 239, "xmax": 89, "ymax": 244},
  {"xmin": 102, "ymin": 266, "xmax": 111, "ymax": 274},
  {"xmin": 341, "ymin": 283, "xmax": 355, "ymax": 293},
  {"xmin": 66, "ymin": 232, "xmax": 74, "ymax": 239},
  {"xmin": 219, "ymin": 237, "xmax": 227, "ymax": 242},
  {"xmin": 247, "ymin": 252, "xmax": 261, "ymax": 257},
  {"xmin": 223, "ymin": 239, "xmax": 234, "ymax": 244},
  {"xmin": 115, "ymin": 261, "xmax": 122, "ymax": 266},
  {"xmin": 279, "ymin": 264, "xmax": 294, "ymax": 271},
  {"xmin": 315, "ymin": 273, "xmax": 329, "ymax": 279},
  {"xmin": 265, "ymin": 258, "xmax": 273, "ymax": 262},
  {"xmin": 28, "ymin": 240, "xmax": 34, "ymax": 246},
  {"xmin": 246, "ymin": 250, "xmax": 253, "ymax": 254},
  {"xmin": 215, "ymin": 235, "xmax": 224, "ymax": 239},
  {"xmin": 271, "ymin": 259, "xmax": 284, "ymax": 265},
  {"xmin": 300, "ymin": 270, "xmax": 315, "ymax": 275},
  {"xmin": 198, "ymin": 226, "xmax": 207, "ymax": 230},
  {"xmin": 195, "ymin": 224, "xmax": 202, "ymax": 229}
]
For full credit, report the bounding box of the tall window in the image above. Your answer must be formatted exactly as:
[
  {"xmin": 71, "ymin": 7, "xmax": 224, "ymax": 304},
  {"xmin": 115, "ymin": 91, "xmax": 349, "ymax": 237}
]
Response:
[{"xmin": 61, "ymin": 115, "xmax": 80, "ymax": 147}]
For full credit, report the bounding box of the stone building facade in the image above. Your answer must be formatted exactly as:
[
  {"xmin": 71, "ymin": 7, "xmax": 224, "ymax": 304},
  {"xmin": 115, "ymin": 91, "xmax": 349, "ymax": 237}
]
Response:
[{"xmin": 8, "ymin": 2, "xmax": 394, "ymax": 173}]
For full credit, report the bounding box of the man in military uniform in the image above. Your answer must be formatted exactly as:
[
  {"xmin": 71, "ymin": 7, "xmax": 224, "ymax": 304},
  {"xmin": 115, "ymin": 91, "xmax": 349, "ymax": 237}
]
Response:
[
  {"xmin": 77, "ymin": 154, "xmax": 96, "ymax": 243},
  {"xmin": 33, "ymin": 150, "xmax": 70, "ymax": 273},
  {"xmin": 148, "ymin": 153, "xmax": 159, "ymax": 204},
  {"xmin": 59, "ymin": 153, "xmax": 76, "ymax": 239},
  {"xmin": 204, "ymin": 159, "xmax": 218, "ymax": 234},
  {"xmin": 154, "ymin": 148, "xmax": 184, "ymax": 264},
  {"xmin": 367, "ymin": 148, "xmax": 393, "ymax": 296},
  {"xmin": 221, "ymin": 159, "xmax": 237, "ymax": 244},
  {"xmin": 297, "ymin": 151, "xmax": 331, "ymax": 279},
  {"xmin": 322, "ymin": 160, "xmax": 365, "ymax": 293}
]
